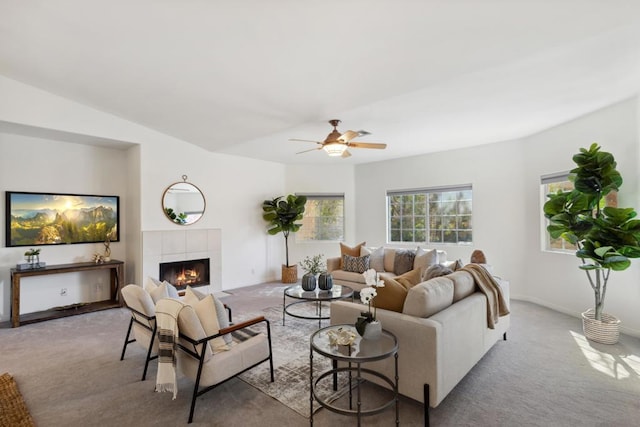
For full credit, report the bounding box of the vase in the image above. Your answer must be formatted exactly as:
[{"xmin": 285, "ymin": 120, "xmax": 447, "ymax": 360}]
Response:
[
  {"xmin": 355, "ymin": 316, "xmax": 382, "ymax": 340},
  {"xmin": 582, "ymin": 309, "xmax": 620, "ymax": 345},
  {"xmin": 318, "ymin": 272, "xmax": 333, "ymax": 290},
  {"xmin": 301, "ymin": 273, "xmax": 317, "ymax": 291}
]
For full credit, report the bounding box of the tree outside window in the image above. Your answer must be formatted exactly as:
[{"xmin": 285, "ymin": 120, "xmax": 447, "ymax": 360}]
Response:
[
  {"xmin": 297, "ymin": 194, "xmax": 344, "ymax": 241},
  {"xmin": 388, "ymin": 186, "xmax": 472, "ymax": 244}
]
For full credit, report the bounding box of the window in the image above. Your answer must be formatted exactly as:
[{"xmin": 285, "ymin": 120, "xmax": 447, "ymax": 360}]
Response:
[
  {"xmin": 297, "ymin": 194, "xmax": 344, "ymax": 241},
  {"xmin": 387, "ymin": 185, "xmax": 472, "ymax": 244},
  {"xmin": 541, "ymin": 173, "xmax": 577, "ymax": 252}
]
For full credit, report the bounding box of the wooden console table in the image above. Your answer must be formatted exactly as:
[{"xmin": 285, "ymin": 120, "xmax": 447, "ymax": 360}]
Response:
[{"xmin": 10, "ymin": 260, "xmax": 124, "ymax": 328}]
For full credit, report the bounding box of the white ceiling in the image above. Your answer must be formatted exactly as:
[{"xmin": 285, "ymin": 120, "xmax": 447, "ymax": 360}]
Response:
[{"xmin": 2, "ymin": 1, "xmax": 640, "ymax": 164}]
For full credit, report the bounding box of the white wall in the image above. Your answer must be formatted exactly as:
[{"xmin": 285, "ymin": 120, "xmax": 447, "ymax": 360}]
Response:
[
  {"xmin": 353, "ymin": 97, "xmax": 640, "ymax": 337},
  {"xmin": 0, "ymin": 76, "xmax": 287, "ymax": 322},
  {"xmin": 0, "ymin": 134, "xmax": 130, "ymax": 316},
  {"xmin": 522, "ymin": 97, "xmax": 640, "ymax": 336},
  {"xmin": 285, "ymin": 164, "xmax": 356, "ymax": 267},
  {"xmin": 354, "ymin": 138, "xmax": 527, "ymax": 298}
]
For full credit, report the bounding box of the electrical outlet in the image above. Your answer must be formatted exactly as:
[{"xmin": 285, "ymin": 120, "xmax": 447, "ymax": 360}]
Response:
[{"xmin": 60, "ymin": 288, "xmax": 67, "ymax": 296}]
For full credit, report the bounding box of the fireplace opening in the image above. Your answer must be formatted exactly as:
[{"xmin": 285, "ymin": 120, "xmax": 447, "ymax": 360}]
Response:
[{"xmin": 159, "ymin": 258, "xmax": 210, "ymax": 291}]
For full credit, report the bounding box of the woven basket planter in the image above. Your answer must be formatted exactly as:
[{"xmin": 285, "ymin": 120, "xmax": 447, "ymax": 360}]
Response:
[
  {"xmin": 582, "ymin": 309, "xmax": 620, "ymax": 345},
  {"xmin": 281, "ymin": 265, "xmax": 298, "ymax": 284}
]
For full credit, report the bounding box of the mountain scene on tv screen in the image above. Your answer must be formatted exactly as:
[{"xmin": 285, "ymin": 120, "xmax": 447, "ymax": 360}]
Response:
[{"xmin": 10, "ymin": 205, "xmax": 117, "ymax": 245}]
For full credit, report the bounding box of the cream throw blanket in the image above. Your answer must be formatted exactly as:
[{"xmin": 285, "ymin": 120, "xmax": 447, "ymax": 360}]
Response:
[
  {"xmin": 460, "ymin": 264, "xmax": 510, "ymax": 329},
  {"xmin": 155, "ymin": 298, "xmax": 187, "ymax": 399}
]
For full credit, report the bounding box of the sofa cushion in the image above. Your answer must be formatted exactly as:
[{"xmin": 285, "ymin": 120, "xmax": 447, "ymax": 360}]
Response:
[
  {"xmin": 393, "ymin": 249, "xmax": 416, "ymax": 275},
  {"xmin": 361, "ymin": 246, "xmax": 385, "ymax": 272},
  {"xmin": 403, "ymin": 276, "xmax": 454, "ymax": 318},
  {"xmin": 331, "ymin": 269, "xmax": 368, "ymax": 284},
  {"xmin": 414, "ymin": 247, "xmax": 438, "ymax": 278},
  {"xmin": 447, "ymin": 270, "xmax": 476, "ymax": 302},
  {"xmin": 340, "ymin": 241, "xmax": 366, "ymax": 268},
  {"xmin": 374, "ymin": 276, "xmax": 409, "ymax": 313},
  {"xmin": 342, "ymin": 254, "xmax": 370, "ymax": 273}
]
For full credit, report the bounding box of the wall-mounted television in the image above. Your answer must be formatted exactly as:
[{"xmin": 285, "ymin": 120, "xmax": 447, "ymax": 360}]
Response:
[{"xmin": 5, "ymin": 191, "xmax": 120, "ymax": 247}]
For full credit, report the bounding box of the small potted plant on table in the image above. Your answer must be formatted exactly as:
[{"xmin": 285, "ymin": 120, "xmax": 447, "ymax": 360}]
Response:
[{"xmin": 300, "ymin": 254, "xmax": 324, "ymax": 291}]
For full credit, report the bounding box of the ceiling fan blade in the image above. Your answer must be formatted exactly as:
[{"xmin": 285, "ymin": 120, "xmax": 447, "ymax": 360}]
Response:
[
  {"xmin": 338, "ymin": 130, "xmax": 359, "ymax": 143},
  {"xmin": 348, "ymin": 142, "xmax": 387, "ymax": 149},
  {"xmin": 296, "ymin": 147, "xmax": 322, "ymax": 154},
  {"xmin": 289, "ymin": 138, "xmax": 322, "ymax": 144},
  {"xmin": 341, "ymin": 149, "xmax": 352, "ymax": 158}
]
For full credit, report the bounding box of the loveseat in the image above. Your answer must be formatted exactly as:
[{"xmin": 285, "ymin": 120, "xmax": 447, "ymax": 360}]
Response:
[
  {"xmin": 330, "ymin": 264, "xmax": 510, "ymax": 424},
  {"xmin": 326, "ymin": 243, "xmax": 452, "ymax": 292}
]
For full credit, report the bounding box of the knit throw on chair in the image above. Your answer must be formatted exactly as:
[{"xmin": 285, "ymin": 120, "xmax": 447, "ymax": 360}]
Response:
[{"xmin": 154, "ymin": 298, "xmax": 187, "ymax": 399}]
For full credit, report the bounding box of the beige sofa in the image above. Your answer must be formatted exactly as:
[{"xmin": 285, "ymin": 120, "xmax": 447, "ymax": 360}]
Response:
[
  {"xmin": 326, "ymin": 245, "xmax": 449, "ymax": 292},
  {"xmin": 330, "ymin": 267, "xmax": 510, "ymax": 424}
]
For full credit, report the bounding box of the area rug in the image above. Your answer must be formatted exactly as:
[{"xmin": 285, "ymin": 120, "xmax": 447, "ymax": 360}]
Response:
[
  {"xmin": 235, "ymin": 304, "xmax": 350, "ymax": 418},
  {"xmin": 0, "ymin": 373, "xmax": 35, "ymax": 427}
]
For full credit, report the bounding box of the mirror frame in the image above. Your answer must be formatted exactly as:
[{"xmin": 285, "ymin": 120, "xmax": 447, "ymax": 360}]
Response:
[{"xmin": 161, "ymin": 176, "xmax": 206, "ymax": 226}]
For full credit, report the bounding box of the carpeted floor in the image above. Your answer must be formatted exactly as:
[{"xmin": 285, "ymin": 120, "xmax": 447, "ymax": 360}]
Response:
[{"xmin": 2, "ymin": 282, "xmax": 640, "ymax": 426}]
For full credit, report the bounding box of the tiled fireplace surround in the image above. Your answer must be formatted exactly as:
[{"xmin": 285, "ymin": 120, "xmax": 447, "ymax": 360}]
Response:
[{"xmin": 141, "ymin": 229, "xmax": 222, "ymax": 293}]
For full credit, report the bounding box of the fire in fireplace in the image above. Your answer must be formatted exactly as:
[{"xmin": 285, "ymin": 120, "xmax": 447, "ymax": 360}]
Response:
[{"xmin": 159, "ymin": 258, "xmax": 210, "ymax": 290}]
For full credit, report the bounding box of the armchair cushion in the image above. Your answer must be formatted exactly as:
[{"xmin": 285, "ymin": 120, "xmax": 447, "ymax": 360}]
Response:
[
  {"xmin": 183, "ymin": 286, "xmax": 232, "ymax": 347},
  {"xmin": 144, "ymin": 277, "xmax": 179, "ymax": 303}
]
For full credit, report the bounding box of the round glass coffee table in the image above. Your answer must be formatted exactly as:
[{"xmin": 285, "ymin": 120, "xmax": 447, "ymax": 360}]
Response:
[
  {"xmin": 282, "ymin": 284, "xmax": 354, "ymax": 328},
  {"xmin": 309, "ymin": 324, "xmax": 399, "ymax": 426}
]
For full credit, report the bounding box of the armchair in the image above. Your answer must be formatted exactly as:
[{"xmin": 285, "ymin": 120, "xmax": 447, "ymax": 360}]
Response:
[
  {"xmin": 163, "ymin": 299, "xmax": 274, "ymax": 423},
  {"xmin": 120, "ymin": 284, "xmax": 158, "ymax": 381}
]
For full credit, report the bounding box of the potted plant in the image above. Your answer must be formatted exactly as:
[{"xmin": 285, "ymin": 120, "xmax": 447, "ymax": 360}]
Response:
[
  {"xmin": 262, "ymin": 194, "xmax": 307, "ymax": 283},
  {"xmin": 299, "ymin": 254, "xmax": 324, "ymax": 291},
  {"xmin": 543, "ymin": 143, "xmax": 640, "ymax": 344}
]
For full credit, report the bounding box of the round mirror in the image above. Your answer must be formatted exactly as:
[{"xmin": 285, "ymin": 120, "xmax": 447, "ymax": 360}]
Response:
[{"xmin": 162, "ymin": 176, "xmax": 205, "ymax": 225}]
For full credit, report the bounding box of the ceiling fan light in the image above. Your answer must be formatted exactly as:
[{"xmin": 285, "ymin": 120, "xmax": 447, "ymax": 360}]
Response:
[{"xmin": 323, "ymin": 142, "xmax": 346, "ymax": 156}]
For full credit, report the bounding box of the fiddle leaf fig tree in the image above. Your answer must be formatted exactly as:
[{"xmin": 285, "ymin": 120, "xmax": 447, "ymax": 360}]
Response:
[
  {"xmin": 262, "ymin": 194, "xmax": 307, "ymax": 267},
  {"xmin": 543, "ymin": 143, "xmax": 640, "ymax": 321}
]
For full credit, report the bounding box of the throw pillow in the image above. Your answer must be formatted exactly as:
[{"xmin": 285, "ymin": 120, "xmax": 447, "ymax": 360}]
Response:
[
  {"xmin": 394, "ymin": 268, "xmax": 422, "ymax": 289},
  {"xmin": 361, "ymin": 246, "xmax": 385, "ymax": 272},
  {"xmin": 393, "ymin": 249, "xmax": 416, "ymax": 275},
  {"xmin": 340, "ymin": 241, "xmax": 366, "ymax": 269},
  {"xmin": 413, "ymin": 247, "xmax": 438, "ymax": 278},
  {"xmin": 442, "ymin": 259, "xmax": 464, "ymax": 272},
  {"xmin": 423, "ymin": 264, "xmax": 453, "ymax": 281},
  {"xmin": 342, "ymin": 254, "xmax": 370, "ymax": 273},
  {"xmin": 184, "ymin": 286, "xmax": 232, "ymax": 345},
  {"xmin": 192, "ymin": 294, "xmax": 229, "ymax": 353},
  {"xmin": 146, "ymin": 280, "xmax": 180, "ymax": 304},
  {"xmin": 373, "ymin": 276, "xmax": 408, "ymax": 313}
]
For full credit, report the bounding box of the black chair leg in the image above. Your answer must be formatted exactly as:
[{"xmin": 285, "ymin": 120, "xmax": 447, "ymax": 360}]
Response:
[
  {"xmin": 503, "ymin": 332, "xmax": 507, "ymax": 341},
  {"xmin": 424, "ymin": 383, "xmax": 430, "ymax": 427},
  {"xmin": 120, "ymin": 317, "xmax": 135, "ymax": 361}
]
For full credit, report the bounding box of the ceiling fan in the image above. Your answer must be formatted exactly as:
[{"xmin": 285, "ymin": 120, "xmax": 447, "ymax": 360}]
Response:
[{"xmin": 289, "ymin": 119, "xmax": 387, "ymax": 158}]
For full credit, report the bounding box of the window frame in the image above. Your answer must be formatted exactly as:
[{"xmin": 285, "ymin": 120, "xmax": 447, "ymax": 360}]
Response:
[
  {"xmin": 295, "ymin": 193, "xmax": 345, "ymax": 242},
  {"xmin": 540, "ymin": 172, "xmax": 577, "ymax": 253},
  {"xmin": 386, "ymin": 184, "xmax": 473, "ymax": 245}
]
